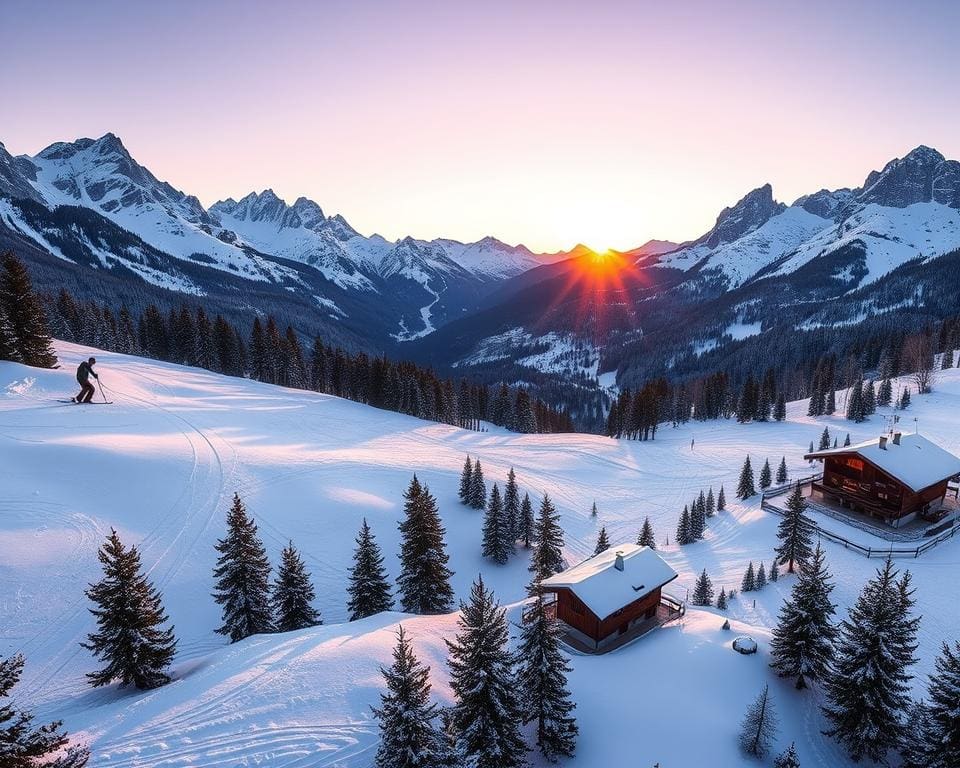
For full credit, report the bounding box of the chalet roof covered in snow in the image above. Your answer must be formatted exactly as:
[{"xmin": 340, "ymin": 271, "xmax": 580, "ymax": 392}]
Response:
[
  {"xmin": 541, "ymin": 543, "xmax": 678, "ymax": 620},
  {"xmin": 805, "ymin": 432, "xmax": 960, "ymax": 492}
]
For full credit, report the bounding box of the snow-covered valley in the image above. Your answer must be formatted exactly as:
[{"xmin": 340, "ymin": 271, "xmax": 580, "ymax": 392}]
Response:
[{"xmin": 3, "ymin": 343, "xmax": 959, "ymax": 767}]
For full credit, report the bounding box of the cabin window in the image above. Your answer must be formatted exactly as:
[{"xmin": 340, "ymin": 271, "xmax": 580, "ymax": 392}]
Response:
[{"xmin": 845, "ymin": 458, "xmax": 864, "ymax": 471}]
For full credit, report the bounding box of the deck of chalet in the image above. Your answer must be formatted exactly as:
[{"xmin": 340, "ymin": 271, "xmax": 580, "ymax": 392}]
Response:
[
  {"xmin": 539, "ymin": 544, "xmax": 683, "ymax": 653},
  {"xmin": 804, "ymin": 432, "xmax": 960, "ymax": 527}
]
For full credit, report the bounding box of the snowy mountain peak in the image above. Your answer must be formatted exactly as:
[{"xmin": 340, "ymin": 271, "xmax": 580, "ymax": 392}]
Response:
[
  {"xmin": 858, "ymin": 144, "xmax": 959, "ymax": 209},
  {"xmin": 698, "ymin": 183, "xmax": 786, "ymax": 248}
]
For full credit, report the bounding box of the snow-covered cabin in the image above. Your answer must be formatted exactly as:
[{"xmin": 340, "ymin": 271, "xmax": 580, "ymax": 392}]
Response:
[
  {"xmin": 805, "ymin": 432, "xmax": 960, "ymax": 525},
  {"xmin": 540, "ymin": 544, "xmax": 680, "ymax": 650}
]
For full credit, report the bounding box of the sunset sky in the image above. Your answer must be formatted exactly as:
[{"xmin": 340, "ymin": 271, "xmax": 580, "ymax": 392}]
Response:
[{"xmin": 5, "ymin": 0, "xmax": 959, "ymax": 253}]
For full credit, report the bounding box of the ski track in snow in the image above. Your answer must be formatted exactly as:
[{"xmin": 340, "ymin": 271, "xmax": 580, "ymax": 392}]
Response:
[{"xmin": 2, "ymin": 341, "xmax": 960, "ymax": 767}]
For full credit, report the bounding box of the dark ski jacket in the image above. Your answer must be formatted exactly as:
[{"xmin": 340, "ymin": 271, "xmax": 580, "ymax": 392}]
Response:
[{"xmin": 76, "ymin": 361, "xmax": 98, "ymax": 384}]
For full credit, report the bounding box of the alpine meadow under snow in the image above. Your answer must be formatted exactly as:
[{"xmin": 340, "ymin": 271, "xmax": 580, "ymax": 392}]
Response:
[{"xmin": 3, "ymin": 341, "xmax": 960, "ymax": 767}]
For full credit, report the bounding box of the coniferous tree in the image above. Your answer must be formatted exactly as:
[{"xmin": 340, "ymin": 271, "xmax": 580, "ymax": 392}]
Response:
[
  {"xmin": 769, "ymin": 559, "xmax": 779, "ymax": 582},
  {"xmin": 0, "ymin": 252, "xmax": 57, "ymax": 368},
  {"xmin": 675, "ymin": 505, "xmax": 692, "ymax": 546},
  {"xmin": 759, "ymin": 459, "xmax": 772, "ymax": 490},
  {"xmin": 878, "ymin": 377, "xmax": 893, "ymax": 407},
  {"xmin": 737, "ymin": 456, "xmax": 756, "ymax": 499},
  {"xmin": 517, "ymin": 589, "xmax": 578, "ymax": 762},
  {"xmin": 272, "ymin": 541, "xmax": 321, "ymax": 632},
  {"xmin": 458, "ymin": 456, "xmax": 473, "ymax": 505},
  {"xmin": 0, "ymin": 654, "xmax": 90, "ymax": 767},
  {"xmin": 846, "ymin": 378, "xmax": 865, "ymax": 422},
  {"xmin": 82, "ymin": 530, "xmax": 177, "ymax": 689},
  {"xmin": 862, "ymin": 379, "xmax": 876, "ymax": 415},
  {"xmin": 808, "ymin": 441, "xmax": 815, "ymax": 462},
  {"xmin": 397, "ymin": 476, "xmax": 455, "ymax": 614},
  {"xmin": 637, "ymin": 517, "xmax": 656, "ymax": 549},
  {"xmin": 773, "ymin": 392, "xmax": 787, "ymax": 422},
  {"xmin": 212, "ymin": 494, "xmax": 274, "ymax": 642},
  {"xmin": 372, "ymin": 625, "xmax": 448, "ymax": 768},
  {"xmin": 482, "ymin": 484, "xmax": 510, "ymax": 565},
  {"xmin": 775, "ymin": 483, "xmax": 814, "ymax": 573},
  {"xmin": 770, "ymin": 543, "xmax": 837, "ymax": 690},
  {"xmin": 468, "ymin": 459, "xmax": 487, "ymax": 510},
  {"xmin": 690, "ymin": 497, "xmax": 705, "ymax": 540},
  {"xmin": 900, "ymin": 387, "xmax": 911, "ymax": 409},
  {"xmin": 593, "ymin": 526, "xmax": 610, "ymax": 555},
  {"xmin": 519, "ymin": 493, "xmax": 535, "ymax": 548},
  {"xmin": 899, "ymin": 700, "xmax": 934, "ymax": 768},
  {"xmin": 776, "ymin": 456, "xmax": 788, "ymax": 485},
  {"xmin": 822, "ymin": 559, "xmax": 920, "ymax": 763},
  {"xmin": 446, "ymin": 577, "xmax": 526, "ymax": 768},
  {"xmin": 503, "ymin": 468, "xmax": 520, "ymax": 542},
  {"xmin": 773, "ymin": 743, "xmax": 800, "ymax": 768},
  {"xmin": 590, "ymin": 501, "xmax": 598, "ymax": 518},
  {"xmin": 716, "ymin": 588, "xmax": 728, "ymax": 610},
  {"xmin": 913, "ymin": 641, "xmax": 960, "ymax": 768},
  {"xmin": 528, "ymin": 494, "xmax": 565, "ymax": 588},
  {"xmin": 705, "ymin": 487, "xmax": 716, "ymax": 517},
  {"xmin": 818, "ymin": 427, "xmax": 831, "ymax": 450},
  {"xmin": 717, "ymin": 485, "xmax": 726, "ymax": 511},
  {"xmin": 755, "ymin": 562, "xmax": 767, "ymax": 589},
  {"xmin": 739, "ymin": 684, "xmax": 778, "ymax": 759},
  {"xmin": 692, "ymin": 569, "xmax": 714, "ymax": 606},
  {"xmin": 741, "ymin": 562, "xmax": 756, "ymax": 593},
  {"xmin": 843, "ymin": 433, "xmax": 851, "ymax": 447},
  {"xmin": 0, "ymin": 301, "xmax": 16, "ymax": 362},
  {"xmin": 347, "ymin": 519, "xmax": 393, "ymax": 620}
]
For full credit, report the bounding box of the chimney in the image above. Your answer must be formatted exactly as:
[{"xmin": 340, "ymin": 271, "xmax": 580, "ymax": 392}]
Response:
[
  {"xmin": 893, "ymin": 432, "xmax": 901, "ymax": 445},
  {"xmin": 879, "ymin": 436, "xmax": 887, "ymax": 450},
  {"xmin": 614, "ymin": 551, "xmax": 624, "ymax": 571}
]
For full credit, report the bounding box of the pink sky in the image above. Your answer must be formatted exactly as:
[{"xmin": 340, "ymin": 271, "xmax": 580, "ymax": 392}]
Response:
[{"xmin": 4, "ymin": 0, "xmax": 959, "ymax": 252}]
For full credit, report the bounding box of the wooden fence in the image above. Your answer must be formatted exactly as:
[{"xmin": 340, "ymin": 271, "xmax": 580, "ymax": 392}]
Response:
[{"xmin": 760, "ymin": 474, "xmax": 960, "ymax": 559}]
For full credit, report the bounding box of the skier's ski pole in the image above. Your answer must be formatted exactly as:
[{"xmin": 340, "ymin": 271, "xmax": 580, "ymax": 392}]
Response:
[{"xmin": 98, "ymin": 379, "xmax": 108, "ymax": 403}]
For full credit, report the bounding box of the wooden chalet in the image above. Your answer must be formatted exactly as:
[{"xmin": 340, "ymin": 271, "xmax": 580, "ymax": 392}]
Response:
[
  {"xmin": 804, "ymin": 432, "xmax": 960, "ymax": 525},
  {"xmin": 540, "ymin": 543, "xmax": 680, "ymax": 651}
]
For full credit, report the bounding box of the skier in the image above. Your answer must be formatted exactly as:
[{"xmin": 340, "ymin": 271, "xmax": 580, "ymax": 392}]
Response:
[{"xmin": 74, "ymin": 357, "xmax": 99, "ymax": 403}]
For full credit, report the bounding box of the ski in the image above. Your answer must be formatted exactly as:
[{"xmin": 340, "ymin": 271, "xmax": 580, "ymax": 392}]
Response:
[{"xmin": 56, "ymin": 399, "xmax": 114, "ymax": 404}]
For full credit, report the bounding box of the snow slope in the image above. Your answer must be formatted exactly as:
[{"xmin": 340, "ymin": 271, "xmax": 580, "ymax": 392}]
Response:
[{"xmin": 3, "ymin": 343, "xmax": 960, "ymax": 766}]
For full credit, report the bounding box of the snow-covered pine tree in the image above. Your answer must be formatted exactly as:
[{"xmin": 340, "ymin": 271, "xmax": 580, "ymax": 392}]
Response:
[
  {"xmin": 458, "ymin": 456, "xmax": 473, "ymax": 505},
  {"xmin": 372, "ymin": 625, "xmax": 448, "ymax": 768},
  {"xmin": 921, "ymin": 641, "xmax": 960, "ymax": 768},
  {"xmin": 739, "ymin": 684, "xmax": 778, "ymax": 758},
  {"xmin": 519, "ymin": 493, "xmax": 535, "ymax": 548},
  {"xmin": 594, "ymin": 526, "xmax": 610, "ymax": 555},
  {"xmin": 759, "ymin": 459, "xmax": 772, "ymax": 490},
  {"xmin": 212, "ymin": 494, "xmax": 274, "ymax": 642},
  {"xmin": 773, "ymin": 392, "xmax": 787, "ymax": 421},
  {"xmin": 774, "ymin": 483, "xmax": 814, "ymax": 573},
  {"xmin": 446, "ymin": 576, "xmax": 526, "ymax": 768},
  {"xmin": 468, "ymin": 459, "xmax": 487, "ymax": 509},
  {"xmin": 697, "ymin": 490, "xmax": 707, "ymax": 521},
  {"xmin": 755, "ymin": 562, "xmax": 767, "ymax": 589},
  {"xmin": 741, "ymin": 562, "xmax": 756, "ymax": 593},
  {"xmin": 504, "ymin": 468, "xmax": 520, "ymax": 542},
  {"xmin": 717, "ymin": 485, "xmax": 726, "ymax": 511},
  {"xmin": 517, "ymin": 589, "xmax": 578, "ymax": 762},
  {"xmin": 899, "ymin": 700, "xmax": 934, "ymax": 768},
  {"xmin": 822, "ymin": 559, "xmax": 920, "ymax": 763},
  {"xmin": 0, "ymin": 654, "xmax": 90, "ymax": 767},
  {"xmin": 397, "ymin": 476, "xmax": 455, "ymax": 614},
  {"xmin": 862, "ymin": 379, "xmax": 876, "ymax": 415},
  {"xmin": 776, "ymin": 457, "xmax": 788, "ymax": 485},
  {"xmin": 482, "ymin": 484, "xmax": 510, "ymax": 565},
  {"xmin": 818, "ymin": 427, "xmax": 831, "ymax": 450},
  {"xmin": 878, "ymin": 378, "xmax": 892, "ymax": 407},
  {"xmin": 272, "ymin": 540, "xmax": 321, "ymax": 632},
  {"xmin": 0, "ymin": 300, "xmax": 16, "ymax": 363},
  {"xmin": 637, "ymin": 516, "xmax": 656, "ymax": 549},
  {"xmin": 528, "ymin": 494, "xmax": 565, "ymax": 588},
  {"xmin": 590, "ymin": 500, "xmax": 598, "ymax": 518},
  {"xmin": 716, "ymin": 588, "xmax": 728, "ymax": 610},
  {"xmin": 0, "ymin": 252, "xmax": 57, "ymax": 368},
  {"xmin": 675, "ymin": 506, "xmax": 692, "ymax": 546},
  {"xmin": 900, "ymin": 387, "xmax": 911, "ymax": 408},
  {"xmin": 692, "ymin": 569, "xmax": 714, "ymax": 606},
  {"xmin": 773, "ymin": 742, "xmax": 800, "ymax": 768},
  {"xmin": 690, "ymin": 498, "xmax": 706, "ymax": 540},
  {"xmin": 846, "ymin": 378, "xmax": 865, "ymax": 422},
  {"xmin": 769, "ymin": 559, "xmax": 779, "ymax": 582},
  {"xmin": 83, "ymin": 529, "xmax": 177, "ymax": 689},
  {"xmin": 770, "ymin": 544, "xmax": 838, "ymax": 689},
  {"xmin": 347, "ymin": 518, "xmax": 393, "ymax": 620},
  {"xmin": 705, "ymin": 487, "xmax": 716, "ymax": 517},
  {"xmin": 737, "ymin": 456, "xmax": 756, "ymax": 499},
  {"xmin": 843, "ymin": 433, "xmax": 851, "ymax": 447}
]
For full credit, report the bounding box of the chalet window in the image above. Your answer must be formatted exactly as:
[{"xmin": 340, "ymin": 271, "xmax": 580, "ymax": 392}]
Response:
[{"xmin": 846, "ymin": 458, "xmax": 864, "ymax": 471}]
